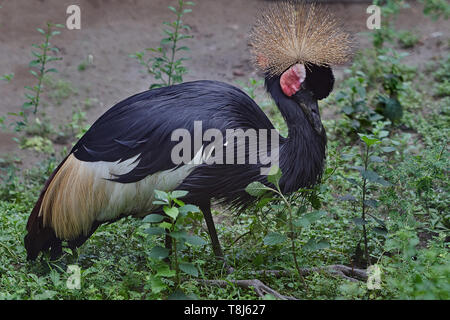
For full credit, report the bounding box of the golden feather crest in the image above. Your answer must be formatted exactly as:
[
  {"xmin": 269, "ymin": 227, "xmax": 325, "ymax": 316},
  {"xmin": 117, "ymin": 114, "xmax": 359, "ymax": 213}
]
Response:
[{"xmin": 249, "ymin": 1, "xmax": 354, "ymax": 76}]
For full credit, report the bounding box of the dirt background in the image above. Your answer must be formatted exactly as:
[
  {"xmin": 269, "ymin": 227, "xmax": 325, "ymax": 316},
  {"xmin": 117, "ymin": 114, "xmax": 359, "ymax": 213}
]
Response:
[{"xmin": 0, "ymin": 0, "xmax": 448, "ymax": 170}]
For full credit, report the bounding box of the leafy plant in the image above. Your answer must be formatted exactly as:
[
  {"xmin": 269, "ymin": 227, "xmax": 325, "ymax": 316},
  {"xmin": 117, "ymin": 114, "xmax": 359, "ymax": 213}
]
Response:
[
  {"xmin": 336, "ymin": 48, "xmax": 413, "ymax": 132},
  {"xmin": 56, "ymin": 108, "xmax": 90, "ymax": 144},
  {"xmin": 371, "ymin": 0, "xmax": 409, "ymax": 50},
  {"xmin": 382, "ymin": 229, "xmax": 449, "ymax": 299},
  {"xmin": 43, "ymin": 75, "xmax": 77, "ymax": 106},
  {"xmin": 246, "ymin": 166, "xmax": 330, "ymax": 289},
  {"xmin": 1, "ymin": 73, "xmax": 14, "ymax": 83},
  {"xmin": 336, "ymin": 70, "xmax": 383, "ymax": 131},
  {"xmin": 236, "ymin": 78, "xmax": 264, "ymax": 100},
  {"xmin": 10, "ymin": 22, "xmax": 63, "ymax": 132},
  {"xmin": 342, "ymin": 131, "xmax": 393, "ymax": 266},
  {"xmin": 419, "ymin": 0, "xmax": 450, "ymax": 20},
  {"xmin": 397, "ymin": 30, "xmax": 420, "ymax": 48},
  {"xmin": 25, "ymin": 23, "xmax": 64, "ymax": 114},
  {"xmin": 130, "ymin": 0, "xmax": 194, "ymax": 89},
  {"xmin": 142, "ymin": 189, "xmax": 206, "ymax": 294}
]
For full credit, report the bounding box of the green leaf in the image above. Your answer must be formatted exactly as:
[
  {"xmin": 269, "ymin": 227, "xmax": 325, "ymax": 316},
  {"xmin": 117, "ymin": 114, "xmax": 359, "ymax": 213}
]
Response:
[
  {"xmin": 160, "ymin": 38, "xmax": 172, "ymax": 45},
  {"xmin": 372, "ymin": 227, "xmax": 388, "ymax": 236},
  {"xmin": 149, "ymin": 276, "xmax": 167, "ymax": 293},
  {"xmin": 144, "ymin": 227, "xmax": 166, "ymax": 236},
  {"xmin": 381, "ymin": 146, "xmax": 396, "ymax": 153},
  {"xmin": 0, "ymin": 73, "xmax": 14, "ymax": 82},
  {"xmin": 169, "ymin": 230, "xmax": 188, "ymax": 240},
  {"xmin": 45, "ymin": 68, "xmax": 58, "ymax": 74},
  {"xmin": 245, "ymin": 181, "xmax": 269, "ymax": 197},
  {"xmin": 46, "ymin": 57, "xmax": 62, "ymax": 63},
  {"xmin": 342, "ymin": 106, "xmax": 354, "ymax": 115},
  {"xmin": 172, "ymin": 198, "xmax": 185, "ymax": 207},
  {"xmin": 358, "ymin": 134, "xmax": 380, "ymax": 147},
  {"xmin": 345, "ymin": 178, "xmax": 360, "ymax": 187},
  {"xmin": 34, "ymin": 290, "xmax": 57, "ymax": 300},
  {"xmin": 303, "ymin": 239, "xmax": 330, "ymax": 251},
  {"xmin": 29, "ymin": 60, "xmax": 40, "ymax": 67},
  {"xmin": 361, "ymin": 169, "xmax": 391, "ymax": 186},
  {"xmin": 143, "ymin": 214, "xmax": 165, "ymax": 223},
  {"xmin": 267, "ymin": 165, "xmax": 282, "ymax": 185},
  {"xmin": 294, "ymin": 210, "xmax": 327, "ymax": 228},
  {"xmin": 369, "ymin": 214, "xmax": 387, "ymax": 229},
  {"xmin": 154, "ymin": 190, "xmax": 169, "ymax": 202},
  {"xmin": 148, "ymin": 246, "xmax": 169, "ymax": 259},
  {"xmin": 22, "ymin": 102, "xmax": 33, "ymax": 109},
  {"xmin": 369, "ymin": 156, "xmax": 384, "ymax": 163},
  {"xmin": 176, "ymin": 46, "xmax": 190, "ymax": 52},
  {"xmin": 309, "ymin": 192, "xmax": 321, "ymax": 209},
  {"xmin": 364, "ymin": 199, "xmax": 378, "ymax": 208},
  {"xmin": 171, "ymin": 190, "xmax": 188, "ymax": 199},
  {"xmin": 263, "ymin": 232, "xmax": 287, "ymax": 246},
  {"xmin": 163, "ymin": 206, "xmax": 179, "ymax": 220},
  {"xmin": 159, "ymin": 222, "xmax": 172, "ymax": 230},
  {"xmin": 178, "ymin": 204, "xmax": 200, "ymax": 214},
  {"xmin": 256, "ymin": 197, "xmax": 273, "ymax": 208},
  {"xmin": 352, "ymin": 217, "xmax": 367, "ymax": 225},
  {"xmin": 179, "ymin": 262, "xmax": 198, "ymax": 277},
  {"xmin": 378, "ymin": 96, "xmax": 403, "ymax": 122},
  {"xmin": 156, "ymin": 266, "xmax": 176, "ymax": 278},
  {"xmin": 184, "ymin": 234, "xmax": 207, "ymax": 246},
  {"xmin": 150, "ymin": 83, "xmax": 165, "ymax": 89}
]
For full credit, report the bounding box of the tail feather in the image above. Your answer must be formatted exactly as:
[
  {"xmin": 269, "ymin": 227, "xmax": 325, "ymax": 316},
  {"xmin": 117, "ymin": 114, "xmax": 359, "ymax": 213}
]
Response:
[
  {"xmin": 25, "ymin": 156, "xmax": 68, "ymax": 260},
  {"xmin": 25, "ymin": 154, "xmax": 112, "ymax": 260}
]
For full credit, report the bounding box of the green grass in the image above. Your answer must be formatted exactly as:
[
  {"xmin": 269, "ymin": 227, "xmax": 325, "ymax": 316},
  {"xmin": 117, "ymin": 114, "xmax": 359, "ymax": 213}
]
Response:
[{"xmin": 0, "ymin": 0, "xmax": 448, "ymax": 300}]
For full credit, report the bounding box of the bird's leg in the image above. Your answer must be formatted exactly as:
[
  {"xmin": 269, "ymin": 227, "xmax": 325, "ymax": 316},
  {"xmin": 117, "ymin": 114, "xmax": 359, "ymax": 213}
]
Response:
[
  {"xmin": 200, "ymin": 203, "xmax": 224, "ymax": 259},
  {"xmin": 49, "ymin": 239, "xmax": 62, "ymax": 261}
]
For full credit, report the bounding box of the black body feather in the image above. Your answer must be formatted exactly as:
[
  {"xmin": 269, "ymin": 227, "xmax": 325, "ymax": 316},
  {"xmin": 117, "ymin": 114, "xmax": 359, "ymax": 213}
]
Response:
[{"xmin": 73, "ymin": 75, "xmax": 327, "ymax": 207}]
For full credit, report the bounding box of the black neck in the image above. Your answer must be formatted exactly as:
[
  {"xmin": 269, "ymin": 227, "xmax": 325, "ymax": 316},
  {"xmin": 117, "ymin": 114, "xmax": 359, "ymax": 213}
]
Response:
[{"xmin": 265, "ymin": 75, "xmax": 327, "ymax": 193}]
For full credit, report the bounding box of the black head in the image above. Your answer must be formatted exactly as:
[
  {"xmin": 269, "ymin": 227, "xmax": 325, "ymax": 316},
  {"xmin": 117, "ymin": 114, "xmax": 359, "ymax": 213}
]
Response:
[{"xmin": 265, "ymin": 63, "xmax": 334, "ymax": 135}]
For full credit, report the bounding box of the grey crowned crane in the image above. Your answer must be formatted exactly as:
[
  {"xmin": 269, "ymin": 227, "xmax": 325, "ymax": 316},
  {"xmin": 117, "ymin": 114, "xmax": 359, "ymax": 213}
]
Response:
[{"xmin": 25, "ymin": 1, "xmax": 353, "ymax": 261}]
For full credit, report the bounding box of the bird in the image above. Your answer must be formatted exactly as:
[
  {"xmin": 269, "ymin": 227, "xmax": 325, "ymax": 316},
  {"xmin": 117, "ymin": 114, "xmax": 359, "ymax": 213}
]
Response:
[{"xmin": 24, "ymin": 1, "xmax": 353, "ymax": 261}]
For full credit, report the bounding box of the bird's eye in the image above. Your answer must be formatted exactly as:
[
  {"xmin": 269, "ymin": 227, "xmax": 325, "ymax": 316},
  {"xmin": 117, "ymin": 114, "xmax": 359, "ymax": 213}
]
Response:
[{"xmin": 280, "ymin": 64, "xmax": 306, "ymax": 97}]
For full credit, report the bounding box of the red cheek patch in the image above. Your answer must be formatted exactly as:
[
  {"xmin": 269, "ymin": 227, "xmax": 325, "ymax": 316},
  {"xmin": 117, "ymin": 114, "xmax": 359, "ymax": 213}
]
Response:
[{"xmin": 280, "ymin": 64, "xmax": 306, "ymax": 97}]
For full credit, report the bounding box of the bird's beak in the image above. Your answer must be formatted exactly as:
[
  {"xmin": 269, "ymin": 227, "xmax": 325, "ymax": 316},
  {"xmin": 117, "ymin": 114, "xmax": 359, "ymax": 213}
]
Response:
[{"xmin": 292, "ymin": 88, "xmax": 324, "ymax": 135}]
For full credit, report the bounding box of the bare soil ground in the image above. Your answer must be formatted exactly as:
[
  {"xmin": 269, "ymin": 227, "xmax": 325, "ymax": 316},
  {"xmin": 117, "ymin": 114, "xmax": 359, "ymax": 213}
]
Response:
[{"xmin": 0, "ymin": 0, "xmax": 448, "ymax": 170}]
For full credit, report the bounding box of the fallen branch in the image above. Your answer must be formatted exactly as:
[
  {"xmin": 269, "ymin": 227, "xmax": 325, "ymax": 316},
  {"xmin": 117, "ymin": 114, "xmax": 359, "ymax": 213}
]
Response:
[
  {"xmin": 197, "ymin": 279, "xmax": 297, "ymax": 300},
  {"xmin": 193, "ymin": 264, "xmax": 367, "ymax": 300},
  {"xmin": 254, "ymin": 264, "xmax": 368, "ymax": 282}
]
